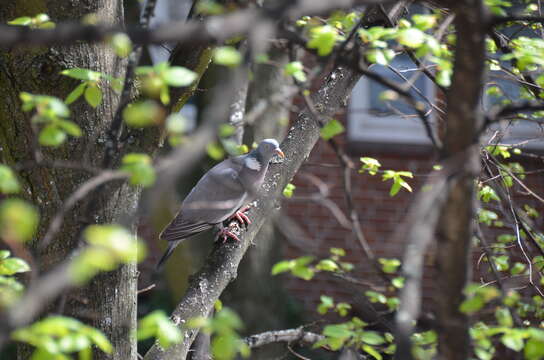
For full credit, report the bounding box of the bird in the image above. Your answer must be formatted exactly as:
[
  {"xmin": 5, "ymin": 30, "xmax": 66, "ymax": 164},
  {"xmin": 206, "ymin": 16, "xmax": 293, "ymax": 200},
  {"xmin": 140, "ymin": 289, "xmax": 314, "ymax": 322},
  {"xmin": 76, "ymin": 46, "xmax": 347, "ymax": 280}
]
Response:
[{"xmin": 156, "ymin": 138, "xmax": 285, "ymax": 269}]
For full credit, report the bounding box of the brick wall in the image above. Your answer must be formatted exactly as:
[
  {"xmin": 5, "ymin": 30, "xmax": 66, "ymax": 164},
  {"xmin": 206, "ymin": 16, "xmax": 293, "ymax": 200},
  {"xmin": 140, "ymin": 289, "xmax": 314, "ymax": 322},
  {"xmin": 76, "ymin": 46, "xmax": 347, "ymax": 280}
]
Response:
[{"xmin": 281, "ymin": 117, "xmax": 544, "ymax": 320}]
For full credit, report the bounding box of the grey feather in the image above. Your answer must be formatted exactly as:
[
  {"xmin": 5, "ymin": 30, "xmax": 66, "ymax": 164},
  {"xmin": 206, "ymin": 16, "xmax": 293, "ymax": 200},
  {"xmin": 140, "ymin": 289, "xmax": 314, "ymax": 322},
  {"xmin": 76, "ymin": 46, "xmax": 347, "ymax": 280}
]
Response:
[{"xmin": 157, "ymin": 139, "xmax": 283, "ymax": 269}]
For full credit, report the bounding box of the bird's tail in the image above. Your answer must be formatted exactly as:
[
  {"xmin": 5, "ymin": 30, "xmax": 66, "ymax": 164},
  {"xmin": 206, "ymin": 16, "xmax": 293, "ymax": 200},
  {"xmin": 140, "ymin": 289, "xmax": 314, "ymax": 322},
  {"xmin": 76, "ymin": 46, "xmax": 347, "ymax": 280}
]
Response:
[{"xmin": 156, "ymin": 241, "xmax": 181, "ymax": 270}]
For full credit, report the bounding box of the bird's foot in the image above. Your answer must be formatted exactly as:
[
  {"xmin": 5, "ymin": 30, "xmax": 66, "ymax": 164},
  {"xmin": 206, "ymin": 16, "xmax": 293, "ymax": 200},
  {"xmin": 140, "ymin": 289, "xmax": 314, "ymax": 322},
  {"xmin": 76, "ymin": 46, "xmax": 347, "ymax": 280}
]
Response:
[
  {"xmin": 228, "ymin": 205, "xmax": 251, "ymax": 227},
  {"xmin": 218, "ymin": 227, "xmax": 241, "ymax": 243}
]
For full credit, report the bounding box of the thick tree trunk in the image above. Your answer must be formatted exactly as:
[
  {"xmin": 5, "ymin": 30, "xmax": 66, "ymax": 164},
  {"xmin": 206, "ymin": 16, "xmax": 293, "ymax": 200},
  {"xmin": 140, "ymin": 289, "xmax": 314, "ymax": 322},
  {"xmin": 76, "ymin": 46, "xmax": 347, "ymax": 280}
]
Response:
[
  {"xmin": 0, "ymin": 2, "xmax": 155, "ymax": 359},
  {"xmin": 435, "ymin": 2, "xmax": 487, "ymax": 359}
]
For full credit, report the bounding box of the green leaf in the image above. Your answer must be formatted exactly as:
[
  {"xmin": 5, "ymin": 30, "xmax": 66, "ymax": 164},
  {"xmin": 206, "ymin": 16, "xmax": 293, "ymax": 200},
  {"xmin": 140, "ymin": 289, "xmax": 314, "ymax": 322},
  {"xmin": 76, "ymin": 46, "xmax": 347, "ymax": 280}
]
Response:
[
  {"xmin": 525, "ymin": 338, "xmax": 544, "ymax": 360},
  {"xmin": 121, "ymin": 153, "xmax": 156, "ymax": 187},
  {"xmin": 213, "ymin": 47, "xmax": 242, "ymax": 67},
  {"xmin": 84, "ymin": 85, "xmax": 103, "ymax": 108},
  {"xmin": 110, "ymin": 33, "xmax": 132, "ymax": 58},
  {"xmin": 362, "ymin": 331, "xmax": 386, "ymax": 345},
  {"xmin": 0, "ymin": 250, "xmax": 9, "ymax": 259},
  {"xmin": 323, "ymin": 324, "xmax": 353, "ymax": 339},
  {"xmin": 162, "ymin": 67, "xmax": 197, "ymax": 87},
  {"xmin": 379, "ymin": 258, "xmax": 401, "ymax": 274},
  {"xmin": 39, "ymin": 125, "xmax": 67, "ymax": 147},
  {"xmin": 0, "ymin": 199, "xmax": 39, "ymax": 243},
  {"xmin": 292, "ymin": 265, "xmax": 315, "ymax": 280},
  {"xmin": 206, "ymin": 142, "xmax": 225, "ymax": 161},
  {"xmin": 316, "ymin": 259, "xmax": 339, "ymax": 272},
  {"xmin": 0, "ymin": 257, "xmax": 30, "ymax": 275},
  {"xmin": 317, "ymin": 295, "xmax": 334, "ymax": 314},
  {"xmin": 365, "ymin": 290, "xmax": 387, "ymax": 304},
  {"xmin": 397, "ymin": 28, "xmax": 426, "ymax": 48},
  {"xmin": 61, "ymin": 68, "xmax": 101, "ymax": 81},
  {"xmin": 330, "ymin": 247, "xmax": 346, "ymax": 257},
  {"xmin": 501, "ymin": 331, "xmax": 524, "ymax": 352},
  {"xmin": 58, "ymin": 120, "xmax": 82, "ymax": 137},
  {"xmin": 282, "ymin": 183, "xmax": 296, "ymax": 198},
  {"xmin": 65, "ymin": 83, "xmax": 86, "ymax": 104},
  {"xmin": 271, "ymin": 260, "xmax": 293, "ymax": 275},
  {"xmin": 459, "ymin": 295, "xmax": 485, "ymax": 314},
  {"xmin": 495, "ymin": 307, "xmax": 513, "ymax": 327},
  {"xmin": 392, "ymin": 276, "xmax": 405, "ymax": 289},
  {"xmin": 0, "ymin": 165, "xmax": 21, "ymax": 194},
  {"xmin": 284, "ymin": 61, "xmax": 307, "ymax": 82},
  {"xmin": 320, "ymin": 119, "xmax": 345, "ymax": 140},
  {"xmin": 362, "ymin": 344, "xmax": 383, "ymax": 360},
  {"xmin": 335, "ymin": 302, "xmax": 351, "ymax": 317},
  {"xmin": 8, "ymin": 17, "xmax": 32, "ymax": 26},
  {"xmin": 308, "ymin": 25, "xmax": 339, "ymax": 56},
  {"xmin": 359, "ymin": 157, "xmax": 381, "ymax": 175},
  {"xmin": 123, "ymin": 101, "xmax": 163, "ymax": 128}
]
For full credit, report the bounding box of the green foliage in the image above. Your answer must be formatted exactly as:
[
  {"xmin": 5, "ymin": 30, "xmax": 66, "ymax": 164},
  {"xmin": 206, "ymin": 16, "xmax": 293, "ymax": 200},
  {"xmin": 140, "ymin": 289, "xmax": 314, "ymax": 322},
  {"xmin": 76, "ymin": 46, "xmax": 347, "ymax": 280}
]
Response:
[
  {"xmin": 0, "ymin": 165, "xmax": 21, "ymax": 194},
  {"xmin": 359, "ymin": 157, "xmax": 381, "ymax": 175},
  {"xmin": 61, "ymin": 68, "xmax": 121, "ymax": 108},
  {"xmin": 460, "ymin": 284, "xmax": 500, "ymax": 314},
  {"xmin": 284, "ymin": 61, "xmax": 307, "ymax": 82},
  {"xmin": 378, "ymin": 258, "xmax": 401, "ymax": 274},
  {"xmin": 272, "ymin": 247, "xmax": 353, "ymax": 280},
  {"xmin": 213, "ymin": 47, "xmax": 242, "ymax": 67},
  {"xmin": 70, "ymin": 225, "xmax": 146, "ymax": 284},
  {"xmin": 0, "ymin": 250, "xmax": 29, "ymax": 307},
  {"xmin": 320, "ymin": 119, "xmax": 345, "ymax": 140},
  {"xmin": 307, "ymin": 25, "xmax": 340, "ymax": 56},
  {"xmin": 109, "ymin": 33, "xmax": 132, "ymax": 58},
  {"xmin": 121, "ymin": 153, "xmax": 156, "ymax": 187},
  {"xmin": 478, "ymin": 209, "xmax": 499, "ymax": 226},
  {"xmin": 0, "ymin": 198, "xmax": 39, "ymax": 243},
  {"xmin": 187, "ymin": 307, "xmax": 250, "ymax": 360},
  {"xmin": 382, "ymin": 170, "xmax": 413, "ymax": 196},
  {"xmin": 19, "ymin": 92, "xmax": 81, "ymax": 147},
  {"xmin": 8, "ymin": 13, "xmax": 55, "ymax": 28},
  {"xmin": 137, "ymin": 310, "xmax": 182, "ymax": 349},
  {"xmin": 123, "ymin": 100, "xmax": 165, "ymax": 127},
  {"xmin": 478, "ymin": 185, "xmax": 500, "ymax": 203},
  {"xmin": 0, "ymin": 251, "xmax": 30, "ymax": 276},
  {"xmin": 136, "ymin": 62, "xmax": 197, "ymax": 104},
  {"xmin": 282, "ymin": 183, "xmax": 296, "ymax": 198},
  {"xmin": 12, "ymin": 315, "xmax": 112, "ymax": 359},
  {"xmin": 207, "ymin": 142, "xmax": 226, "ymax": 161}
]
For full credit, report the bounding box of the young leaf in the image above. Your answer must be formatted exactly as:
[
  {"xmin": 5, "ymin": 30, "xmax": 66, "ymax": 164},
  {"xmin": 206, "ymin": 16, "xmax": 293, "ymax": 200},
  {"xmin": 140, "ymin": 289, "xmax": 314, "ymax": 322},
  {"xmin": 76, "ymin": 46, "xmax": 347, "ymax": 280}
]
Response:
[
  {"xmin": 320, "ymin": 119, "xmax": 345, "ymax": 140},
  {"xmin": 65, "ymin": 83, "xmax": 86, "ymax": 104},
  {"xmin": 308, "ymin": 25, "xmax": 339, "ymax": 56},
  {"xmin": 162, "ymin": 67, "xmax": 197, "ymax": 87},
  {"xmin": 213, "ymin": 47, "xmax": 242, "ymax": 67},
  {"xmin": 39, "ymin": 125, "xmax": 67, "ymax": 147},
  {"xmin": 58, "ymin": 120, "xmax": 83, "ymax": 137},
  {"xmin": 61, "ymin": 68, "xmax": 101, "ymax": 81},
  {"xmin": 0, "ymin": 165, "xmax": 21, "ymax": 194},
  {"xmin": 121, "ymin": 153, "xmax": 156, "ymax": 188},
  {"xmin": 84, "ymin": 85, "xmax": 103, "ymax": 108},
  {"xmin": 0, "ymin": 199, "xmax": 39, "ymax": 243}
]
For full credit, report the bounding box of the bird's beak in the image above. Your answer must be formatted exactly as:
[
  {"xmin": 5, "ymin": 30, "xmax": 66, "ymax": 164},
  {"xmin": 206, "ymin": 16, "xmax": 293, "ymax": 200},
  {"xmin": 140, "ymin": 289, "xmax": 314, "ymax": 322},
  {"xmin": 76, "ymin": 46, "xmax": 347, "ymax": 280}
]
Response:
[{"xmin": 275, "ymin": 148, "xmax": 285, "ymax": 158}]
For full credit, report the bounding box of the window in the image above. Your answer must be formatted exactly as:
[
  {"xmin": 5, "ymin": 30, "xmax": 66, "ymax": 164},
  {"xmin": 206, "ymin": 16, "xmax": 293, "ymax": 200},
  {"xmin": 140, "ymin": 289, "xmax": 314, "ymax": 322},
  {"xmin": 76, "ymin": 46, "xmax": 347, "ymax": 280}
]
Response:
[{"xmin": 348, "ymin": 55, "xmax": 436, "ymax": 148}]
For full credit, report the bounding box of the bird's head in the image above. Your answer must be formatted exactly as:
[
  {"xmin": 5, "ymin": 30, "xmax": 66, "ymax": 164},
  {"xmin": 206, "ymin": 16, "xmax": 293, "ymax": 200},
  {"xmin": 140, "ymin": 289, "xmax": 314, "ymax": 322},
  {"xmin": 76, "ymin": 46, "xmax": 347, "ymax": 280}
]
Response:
[{"xmin": 255, "ymin": 138, "xmax": 284, "ymax": 162}]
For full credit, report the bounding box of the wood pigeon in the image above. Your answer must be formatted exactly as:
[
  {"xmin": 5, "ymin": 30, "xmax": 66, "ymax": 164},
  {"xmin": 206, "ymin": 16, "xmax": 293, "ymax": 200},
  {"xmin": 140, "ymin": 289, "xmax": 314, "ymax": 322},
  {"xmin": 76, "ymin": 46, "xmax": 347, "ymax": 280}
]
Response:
[{"xmin": 157, "ymin": 138, "xmax": 284, "ymax": 269}]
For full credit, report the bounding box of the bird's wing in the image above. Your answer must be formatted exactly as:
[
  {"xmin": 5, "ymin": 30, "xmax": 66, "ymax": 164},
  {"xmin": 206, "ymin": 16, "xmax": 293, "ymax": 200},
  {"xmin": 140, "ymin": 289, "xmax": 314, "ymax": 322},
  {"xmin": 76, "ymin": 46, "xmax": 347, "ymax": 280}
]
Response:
[{"xmin": 160, "ymin": 157, "xmax": 248, "ymax": 243}]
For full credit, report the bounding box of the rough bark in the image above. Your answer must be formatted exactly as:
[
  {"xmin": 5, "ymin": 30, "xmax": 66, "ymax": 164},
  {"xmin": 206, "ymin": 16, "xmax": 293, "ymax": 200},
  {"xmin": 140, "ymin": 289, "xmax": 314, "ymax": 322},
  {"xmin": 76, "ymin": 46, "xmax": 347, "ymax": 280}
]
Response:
[
  {"xmin": 435, "ymin": 2, "xmax": 487, "ymax": 359},
  {"xmin": 0, "ymin": 1, "xmax": 157, "ymax": 359}
]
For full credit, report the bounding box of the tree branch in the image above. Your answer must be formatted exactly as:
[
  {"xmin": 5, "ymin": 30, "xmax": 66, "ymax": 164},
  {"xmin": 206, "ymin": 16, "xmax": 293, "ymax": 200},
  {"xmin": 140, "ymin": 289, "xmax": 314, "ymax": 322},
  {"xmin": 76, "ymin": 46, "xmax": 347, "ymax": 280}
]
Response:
[
  {"xmin": 244, "ymin": 328, "xmax": 324, "ymax": 349},
  {"xmin": 0, "ymin": 0, "xmax": 394, "ymax": 48}
]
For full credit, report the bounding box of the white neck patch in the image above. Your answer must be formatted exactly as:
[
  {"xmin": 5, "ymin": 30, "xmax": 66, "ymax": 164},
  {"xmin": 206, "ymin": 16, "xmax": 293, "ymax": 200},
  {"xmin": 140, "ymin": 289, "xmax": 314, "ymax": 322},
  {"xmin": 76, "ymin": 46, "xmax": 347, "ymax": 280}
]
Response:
[{"xmin": 245, "ymin": 157, "xmax": 261, "ymax": 171}]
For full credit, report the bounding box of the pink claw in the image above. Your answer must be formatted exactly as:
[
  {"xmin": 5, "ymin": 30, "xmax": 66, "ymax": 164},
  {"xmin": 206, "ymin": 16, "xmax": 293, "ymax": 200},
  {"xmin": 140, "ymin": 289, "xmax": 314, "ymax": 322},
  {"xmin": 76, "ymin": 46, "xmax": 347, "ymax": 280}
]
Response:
[
  {"xmin": 218, "ymin": 228, "xmax": 241, "ymax": 243},
  {"xmin": 228, "ymin": 206, "xmax": 251, "ymax": 227}
]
